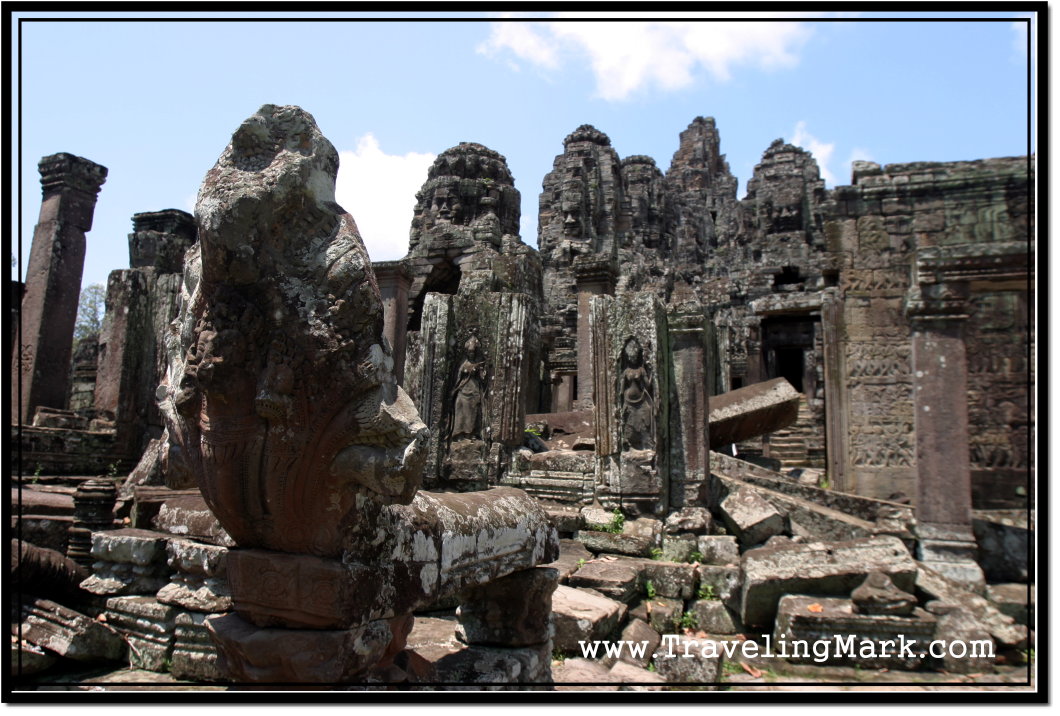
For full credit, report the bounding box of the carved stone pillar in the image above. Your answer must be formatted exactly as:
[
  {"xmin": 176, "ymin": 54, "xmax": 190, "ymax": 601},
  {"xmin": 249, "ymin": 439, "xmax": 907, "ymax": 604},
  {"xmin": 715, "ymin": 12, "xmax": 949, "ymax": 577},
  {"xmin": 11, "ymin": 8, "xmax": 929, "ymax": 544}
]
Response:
[
  {"xmin": 373, "ymin": 260, "xmax": 412, "ymax": 384},
  {"xmin": 14, "ymin": 153, "xmax": 107, "ymax": 422},
  {"xmin": 907, "ymin": 280, "xmax": 984, "ymax": 589},
  {"xmin": 667, "ymin": 303, "xmax": 710, "ymax": 509},
  {"xmin": 590, "ymin": 292, "xmax": 669, "ymax": 517},
  {"xmin": 573, "ymin": 256, "xmax": 616, "ymax": 408}
]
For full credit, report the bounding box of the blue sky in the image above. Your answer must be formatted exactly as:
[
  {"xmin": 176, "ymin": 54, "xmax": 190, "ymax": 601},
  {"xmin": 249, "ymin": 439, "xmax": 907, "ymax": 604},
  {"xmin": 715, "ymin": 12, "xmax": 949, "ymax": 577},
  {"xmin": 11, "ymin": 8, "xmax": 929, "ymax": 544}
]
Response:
[{"xmin": 10, "ymin": 11, "xmax": 1037, "ymax": 292}]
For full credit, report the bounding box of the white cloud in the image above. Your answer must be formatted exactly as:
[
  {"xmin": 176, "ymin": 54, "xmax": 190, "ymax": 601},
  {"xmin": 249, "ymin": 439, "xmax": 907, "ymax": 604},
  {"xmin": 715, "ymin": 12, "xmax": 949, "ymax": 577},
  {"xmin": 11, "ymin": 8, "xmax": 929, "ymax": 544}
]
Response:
[
  {"xmin": 334, "ymin": 134, "xmax": 435, "ymax": 262},
  {"xmin": 477, "ymin": 18, "xmax": 561, "ymax": 71},
  {"xmin": 791, "ymin": 121, "xmax": 837, "ymax": 186},
  {"xmin": 479, "ymin": 15, "xmax": 814, "ymax": 101}
]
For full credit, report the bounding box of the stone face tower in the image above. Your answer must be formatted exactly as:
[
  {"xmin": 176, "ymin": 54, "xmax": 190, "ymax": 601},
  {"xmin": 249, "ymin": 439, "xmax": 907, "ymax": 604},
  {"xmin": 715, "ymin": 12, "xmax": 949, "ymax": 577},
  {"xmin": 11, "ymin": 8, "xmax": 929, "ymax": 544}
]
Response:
[{"xmin": 14, "ymin": 153, "xmax": 107, "ymax": 423}]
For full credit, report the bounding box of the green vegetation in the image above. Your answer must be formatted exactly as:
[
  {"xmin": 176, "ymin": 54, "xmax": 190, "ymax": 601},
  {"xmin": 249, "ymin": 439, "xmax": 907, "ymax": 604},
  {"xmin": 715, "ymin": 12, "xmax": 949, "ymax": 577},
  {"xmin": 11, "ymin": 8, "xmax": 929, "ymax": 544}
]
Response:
[
  {"xmin": 73, "ymin": 283, "xmax": 106, "ymax": 343},
  {"xmin": 590, "ymin": 508, "xmax": 626, "ymax": 534},
  {"xmin": 688, "ymin": 551, "xmax": 703, "ymax": 563},
  {"xmin": 650, "ymin": 547, "xmax": 663, "ymax": 560},
  {"xmin": 644, "ymin": 580, "xmax": 656, "ymax": 599},
  {"xmin": 697, "ymin": 584, "xmax": 717, "ymax": 601},
  {"xmin": 679, "ymin": 611, "xmax": 698, "ymax": 630}
]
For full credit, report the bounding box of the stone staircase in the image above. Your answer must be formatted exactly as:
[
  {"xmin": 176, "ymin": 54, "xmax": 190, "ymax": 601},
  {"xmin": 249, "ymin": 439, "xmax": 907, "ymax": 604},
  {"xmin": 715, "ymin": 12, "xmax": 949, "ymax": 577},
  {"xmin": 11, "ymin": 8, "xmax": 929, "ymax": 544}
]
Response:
[{"xmin": 765, "ymin": 395, "xmax": 816, "ymax": 469}]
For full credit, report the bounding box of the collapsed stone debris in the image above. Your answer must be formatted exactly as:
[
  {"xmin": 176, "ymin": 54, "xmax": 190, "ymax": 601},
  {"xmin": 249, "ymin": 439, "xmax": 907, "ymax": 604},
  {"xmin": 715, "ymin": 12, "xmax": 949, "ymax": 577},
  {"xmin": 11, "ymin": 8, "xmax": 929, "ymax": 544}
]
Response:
[{"xmin": 12, "ymin": 105, "xmax": 1033, "ymax": 690}]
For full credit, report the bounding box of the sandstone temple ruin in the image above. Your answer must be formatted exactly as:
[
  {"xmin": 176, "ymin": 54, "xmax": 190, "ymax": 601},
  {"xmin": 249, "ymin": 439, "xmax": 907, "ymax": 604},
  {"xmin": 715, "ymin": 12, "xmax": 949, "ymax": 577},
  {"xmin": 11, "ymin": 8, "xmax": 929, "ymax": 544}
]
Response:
[{"xmin": 12, "ymin": 105, "xmax": 1033, "ymax": 690}]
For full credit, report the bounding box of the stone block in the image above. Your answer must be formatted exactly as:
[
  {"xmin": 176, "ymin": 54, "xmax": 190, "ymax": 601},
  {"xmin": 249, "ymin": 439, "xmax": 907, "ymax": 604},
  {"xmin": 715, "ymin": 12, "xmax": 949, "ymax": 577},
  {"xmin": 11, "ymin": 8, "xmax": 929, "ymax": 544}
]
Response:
[
  {"xmin": 915, "ymin": 564, "xmax": 1028, "ymax": 648},
  {"xmin": 424, "ymin": 642, "xmax": 552, "ymax": 687},
  {"xmin": 542, "ymin": 504, "xmax": 584, "ymax": 533},
  {"xmin": 697, "ymin": 565, "xmax": 741, "ymax": 607},
  {"xmin": 740, "ymin": 536, "xmax": 917, "ymax": 627},
  {"xmin": 568, "ymin": 560, "xmax": 639, "ymax": 603},
  {"xmin": 689, "ymin": 600, "xmax": 742, "ymax": 635},
  {"xmin": 708, "ymin": 378, "xmax": 800, "ymax": 449},
  {"xmin": 544, "ymin": 539, "xmax": 593, "ymax": 582},
  {"xmin": 661, "ymin": 534, "xmax": 698, "ymax": 562},
  {"xmin": 18, "ymin": 597, "xmax": 125, "ymax": 663},
  {"xmin": 89, "ymin": 528, "xmax": 168, "ymax": 566},
  {"xmin": 608, "ymin": 660, "xmax": 666, "ymax": 690},
  {"xmin": 986, "ymin": 583, "xmax": 1031, "ymax": 626},
  {"xmin": 927, "ymin": 604, "xmax": 997, "ymax": 674},
  {"xmin": 153, "ymin": 495, "xmax": 234, "ymax": 546},
  {"xmin": 552, "ymin": 658, "xmax": 620, "ymax": 690},
  {"xmin": 207, "ymin": 611, "xmax": 412, "ymax": 683},
  {"xmin": 171, "ymin": 610, "xmax": 227, "ymax": 682},
  {"xmin": 652, "ymin": 635, "xmax": 723, "ymax": 688},
  {"xmin": 697, "ymin": 535, "xmax": 739, "ymax": 566},
  {"xmin": 633, "ymin": 559, "xmax": 698, "ymax": 600},
  {"xmin": 774, "ymin": 595, "xmax": 936, "ymax": 670},
  {"xmin": 156, "ymin": 539, "xmax": 231, "ymax": 613},
  {"xmin": 80, "ymin": 528, "xmax": 173, "ymax": 597},
  {"xmin": 664, "ymin": 506, "xmax": 712, "ymax": 535},
  {"xmin": 851, "ymin": 571, "xmax": 916, "ymax": 616},
  {"xmin": 719, "ymin": 487, "xmax": 786, "ymax": 548},
  {"xmin": 576, "ymin": 517, "xmax": 661, "ymax": 557},
  {"xmin": 551, "ymin": 585, "xmax": 626, "ymax": 653},
  {"xmin": 615, "ymin": 617, "xmax": 660, "ymax": 669},
  {"xmin": 457, "ymin": 567, "xmax": 559, "ymax": 647},
  {"xmin": 104, "ymin": 596, "xmax": 177, "ymax": 671},
  {"xmin": 630, "ymin": 596, "xmax": 683, "ymax": 634}
]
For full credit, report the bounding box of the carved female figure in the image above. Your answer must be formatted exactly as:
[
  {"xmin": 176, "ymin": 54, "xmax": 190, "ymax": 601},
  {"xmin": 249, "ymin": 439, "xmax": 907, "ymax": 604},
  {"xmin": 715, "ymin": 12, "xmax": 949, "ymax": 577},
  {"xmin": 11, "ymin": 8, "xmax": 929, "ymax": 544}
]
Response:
[
  {"xmin": 451, "ymin": 335, "xmax": 486, "ymax": 441},
  {"xmin": 620, "ymin": 337, "xmax": 654, "ymax": 451}
]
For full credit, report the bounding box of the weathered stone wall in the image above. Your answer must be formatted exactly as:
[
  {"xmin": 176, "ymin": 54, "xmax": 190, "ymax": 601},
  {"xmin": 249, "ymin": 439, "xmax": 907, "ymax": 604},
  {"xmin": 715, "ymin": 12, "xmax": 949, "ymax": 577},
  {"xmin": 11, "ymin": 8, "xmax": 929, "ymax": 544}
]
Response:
[{"xmin": 826, "ymin": 157, "xmax": 1032, "ymax": 506}]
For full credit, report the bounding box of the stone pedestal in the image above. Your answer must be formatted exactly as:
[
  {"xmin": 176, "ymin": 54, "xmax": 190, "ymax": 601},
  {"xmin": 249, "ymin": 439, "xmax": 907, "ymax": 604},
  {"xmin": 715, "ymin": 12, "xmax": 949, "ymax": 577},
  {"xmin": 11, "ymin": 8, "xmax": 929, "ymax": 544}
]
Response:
[
  {"xmin": 14, "ymin": 153, "xmax": 107, "ymax": 423},
  {"xmin": 104, "ymin": 596, "xmax": 177, "ymax": 671},
  {"xmin": 374, "ymin": 260, "xmax": 412, "ymax": 384},
  {"xmin": 80, "ymin": 528, "xmax": 171, "ymax": 597}
]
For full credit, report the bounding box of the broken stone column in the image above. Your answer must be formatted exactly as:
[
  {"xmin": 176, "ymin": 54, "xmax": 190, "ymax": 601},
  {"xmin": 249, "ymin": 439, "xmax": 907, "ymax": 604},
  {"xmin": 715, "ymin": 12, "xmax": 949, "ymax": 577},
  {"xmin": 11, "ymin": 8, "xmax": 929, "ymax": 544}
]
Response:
[
  {"xmin": 81, "ymin": 528, "xmax": 172, "ymax": 598},
  {"xmin": 590, "ymin": 292, "xmax": 670, "ymax": 517},
  {"xmin": 907, "ymin": 276, "xmax": 985, "ymax": 590},
  {"xmin": 373, "ymin": 260, "xmax": 412, "ymax": 384},
  {"xmin": 66, "ymin": 478, "xmax": 117, "ymax": 568},
  {"xmin": 156, "ymin": 538, "xmax": 231, "ymax": 681},
  {"xmin": 13, "ymin": 153, "xmax": 107, "ymax": 423},
  {"xmin": 158, "ymin": 105, "xmax": 558, "ymax": 684},
  {"xmin": 574, "ymin": 256, "xmax": 616, "ymax": 408},
  {"xmin": 17, "ymin": 597, "xmax": 125, "ymax": 663},
  {"xmin": 94, "ymin": 209, "xmax": 195, "ymax": 459}
]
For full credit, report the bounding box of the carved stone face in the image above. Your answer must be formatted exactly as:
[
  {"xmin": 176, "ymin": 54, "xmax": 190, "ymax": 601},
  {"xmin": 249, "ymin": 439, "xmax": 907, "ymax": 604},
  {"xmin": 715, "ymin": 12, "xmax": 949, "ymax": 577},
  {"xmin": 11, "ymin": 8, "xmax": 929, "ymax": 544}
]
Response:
[
  {"xmin": 429, "ymin": 186, "xmax": 463, "ymax": 225},
  {"xmin": 160, "ymin": 105, "xmax": 430, "ymax": 557}
]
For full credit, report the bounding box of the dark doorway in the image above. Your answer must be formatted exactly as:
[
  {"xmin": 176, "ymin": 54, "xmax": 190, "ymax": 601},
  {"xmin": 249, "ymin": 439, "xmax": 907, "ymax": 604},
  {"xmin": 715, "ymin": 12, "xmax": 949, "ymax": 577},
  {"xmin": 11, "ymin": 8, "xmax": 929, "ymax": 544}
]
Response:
[
  {"xmin": 407, "ymin": 259, "xmax": 461, "ymax": 332},
  {"xmin": 772, "ymin": 346, "xmax": 805, "ymax": 392},
  {"xmin": 760, "ymin": 315, "xmax": 817, "ymax": 396}
]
